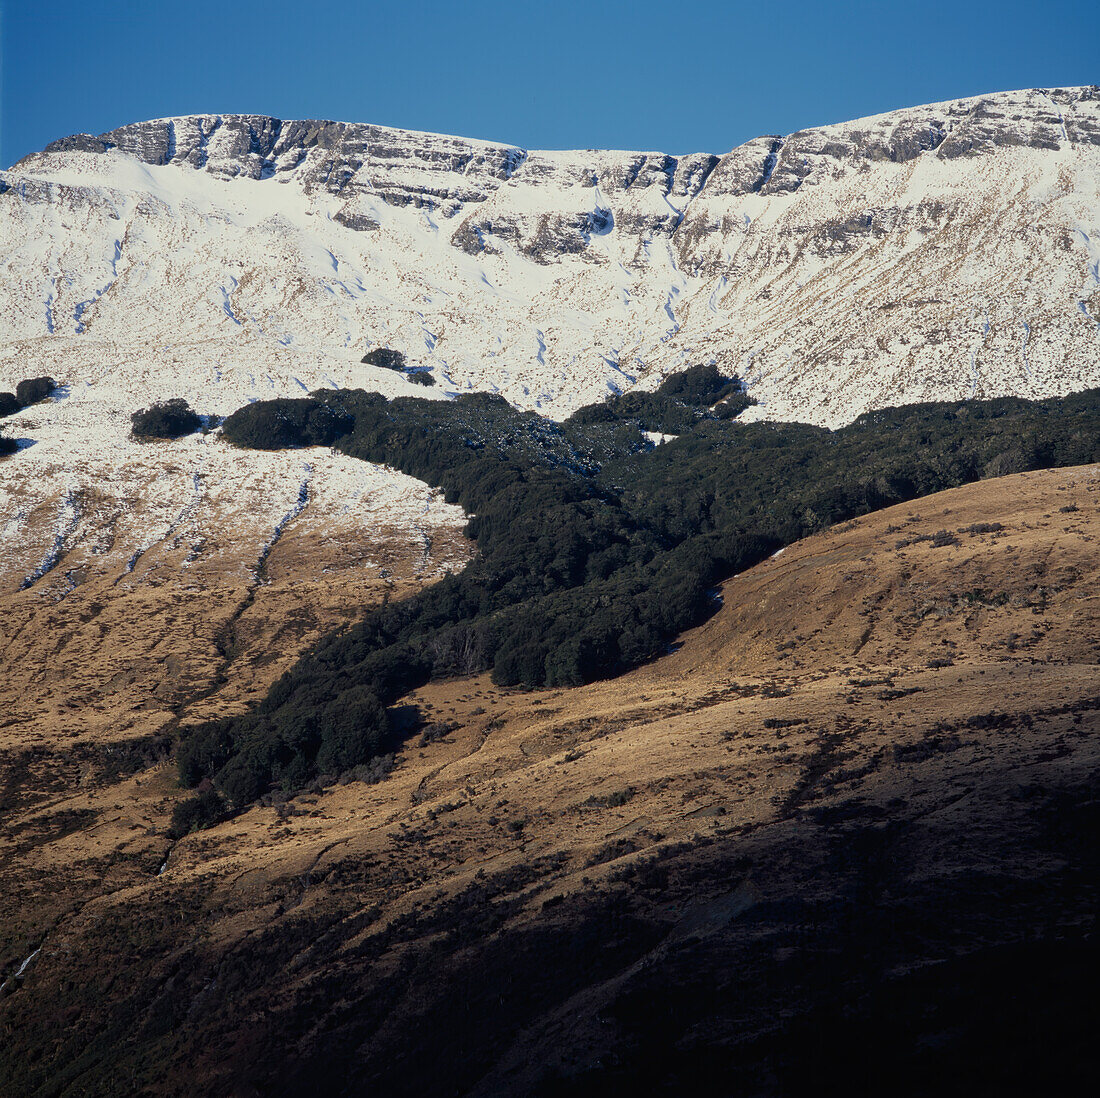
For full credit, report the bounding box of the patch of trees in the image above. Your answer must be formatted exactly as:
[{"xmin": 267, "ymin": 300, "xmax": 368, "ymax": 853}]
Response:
[
  {"xmin": 566, "ymin": 364, "xmax": 754, "ymax": 434},
  {"xmin": 220, "ymin": 397, "xmax": 352, "ymax": 449},
  {"xmin": 598, "ymin": 390, "xmax": 1100, "ymax": 546},
  {"xmin": 361, "ymin": 347, "xmax": 407, "ymax": 371},
  {"xmin": 0, "ymin": 375, "xmax": 57, "ymax": 417},
  {"xmin": 656, "ymin": 362, "xmax": 745, "ymax": 405},
  {"xmin": 176, "ymin": 377, "xmax": 1100, "ymax": 815},
  {"xmin": 130, "ymin": 399, "xmax": 203, "ymax": 440}
]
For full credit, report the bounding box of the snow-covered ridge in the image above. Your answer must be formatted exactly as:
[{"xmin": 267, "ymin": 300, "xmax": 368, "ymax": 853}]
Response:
[
  {"xmin": 1, "ymin": 87, "xmax": 1099, "ymax": 603},
  {"xmin": 3, "ymin": 85, "xmax": 1098, "ymax": 424},
  {"xmin": 21, "ymin": 85, "xmax": 1099, "ymax": 207}
]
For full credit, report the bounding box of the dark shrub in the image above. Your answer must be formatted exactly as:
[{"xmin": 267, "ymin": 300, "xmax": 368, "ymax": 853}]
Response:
[
  {"xmin": 361, "ymin": 348, "xmax": 407, "ymax": 372},
  {"xmin": 168, "ymin": 788, "xmax": 227, "ymax": 838},
  {"xmin": 131, "ymin": 398, "xmax": 202, "ymax": 440},
  {"xmin": 567, "ymin": 402, "xmax": 618, "ymax": 426},
  {"xmin": 656, "ymin": 363, "xmax": 741, "ymax": 405},
  {"xmin": 407, "ymin": 371, "xmax": 436, "ymax": 386},
  {"xmin": 0, "ymin": 435, "xmax": 17, "ymax": 456},
  {"xmin": 0, "ymin": 392, "xmax": 20, "ymax": 417},
  {"xmin": 216, "ymin": 745, "xmax": 276, "ymax": 807},
  {"xmin": 983, "ymin": 448, "xmax": 1028, "ymax": 478},
  {"xmin": 221, "ymin": 397, "xmax": 353, "ymax": 450},
  {"xmin": 15, "ymin": 376, "xmax": 56, "ymax": 406},
  {"xmin": 710, "ymin": 396, "xmax": 754, "ymax": 418},
  {"xmin": 316, "ymin": 688, "xmax": 389, "ymax": 774},
  {"xmin": 177, "ymin": 720, "xmax": 235, "ymax": 787},
  {"xmin": 564, "ymin": 366, "xmax": 753, "ymax": 434}
]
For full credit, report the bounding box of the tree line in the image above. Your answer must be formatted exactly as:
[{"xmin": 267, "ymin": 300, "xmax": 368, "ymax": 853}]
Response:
[{"xmin": 171, "ymin": 367, "xmax": 1100, "ymax": 825}]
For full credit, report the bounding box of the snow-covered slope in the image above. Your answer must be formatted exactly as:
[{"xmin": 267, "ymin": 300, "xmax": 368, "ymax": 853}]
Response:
[
  {"xmin": 1, "ymin": 87, "xmax": 1098, "ymax": 598},
  {"xmin": 4, "ymin": 86, "xmax": 1099, "ymax": 423}
]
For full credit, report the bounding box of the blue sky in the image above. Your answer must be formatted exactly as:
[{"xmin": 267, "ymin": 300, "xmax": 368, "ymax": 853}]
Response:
[{"xmin": 2, "ymin": 0, "xmax": 1096, "ymax": 167}]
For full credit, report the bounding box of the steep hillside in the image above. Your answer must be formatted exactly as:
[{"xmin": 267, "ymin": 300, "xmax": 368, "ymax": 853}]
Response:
[
  {"xmin": 2, "ymin": 87, "xmax": 1098, "ymax": 611},
  {"xmin": 1, "ymin": 466, "xmax": 1096, "ymax": 1096}
]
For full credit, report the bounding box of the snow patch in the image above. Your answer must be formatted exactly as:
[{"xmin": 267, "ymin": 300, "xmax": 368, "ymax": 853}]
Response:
[
  {"xmin": 256, "ymin": 467, "xmax": 312, "ymax": 576},
  {"xmin": 0, "ymin": 947, "xmax": 42, "ymax": 993},
  {"xmin": 20, "ymin": 490, "xmax": 81, "ymax": 590}
]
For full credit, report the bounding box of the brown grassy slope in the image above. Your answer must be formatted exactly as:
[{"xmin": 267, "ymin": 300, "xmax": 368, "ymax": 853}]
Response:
[
  {"xmin": 0, "ymin": 465, "xmax": 1097, "ymax": 1097},
  {"xmin": 0, "ymin": 491, "xmax": 471, "ymax": 962}
]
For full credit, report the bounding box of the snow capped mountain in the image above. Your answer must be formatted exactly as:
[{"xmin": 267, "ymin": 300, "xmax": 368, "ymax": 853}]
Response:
[
  {"xmin": 1, "ymin": 87, "xmax": 1098, "ymax": 595},
  {"xmin": 5, "ymin": 85, "xmax": 1099, "ymax": 420}
]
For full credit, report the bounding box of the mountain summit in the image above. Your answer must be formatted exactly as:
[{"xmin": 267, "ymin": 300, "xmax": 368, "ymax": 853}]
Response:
[{"xmin": 4, "ymin": 85, "xmax": 1099, "ymax": 424}]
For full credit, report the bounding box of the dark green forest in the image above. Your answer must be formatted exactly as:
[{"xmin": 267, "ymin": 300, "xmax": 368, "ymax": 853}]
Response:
[{"xmin": 174, "ymin": 367, "xmax": 1100, "ymax": 824}]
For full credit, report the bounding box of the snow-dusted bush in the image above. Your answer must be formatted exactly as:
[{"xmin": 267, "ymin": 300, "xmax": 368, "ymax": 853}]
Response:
[
  {"xmin": 361, "ymin": 347, "xmax": 407, "ymax": 372},
  {"xmin": 15, "ymin": 376, "xmax": 56, "ymax": 406},
  {"xmin": 131, "ymin": 399, "xmax": 202, "ymax": 440}
]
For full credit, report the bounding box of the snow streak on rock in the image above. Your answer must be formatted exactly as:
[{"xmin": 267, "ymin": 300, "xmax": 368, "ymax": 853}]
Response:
[
  {"xmin": 20, "ymin": 490, "xmax": 81, "ymax": 590},
  {"xmin": 0, "ymin": 947, "xmax": 41, "ymax": 994},
  {"xmin": 257, "ymin": 467, "xmax": 312, "ymax": 576}
]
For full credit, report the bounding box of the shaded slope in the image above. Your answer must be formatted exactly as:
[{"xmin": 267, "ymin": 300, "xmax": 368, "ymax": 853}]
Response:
[{"xmin": 0, "ymin": 466, "xmax": 1096, "ymax": 1096}]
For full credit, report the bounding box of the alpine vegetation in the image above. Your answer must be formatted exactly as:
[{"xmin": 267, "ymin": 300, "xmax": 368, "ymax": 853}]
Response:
[{"xmin": 176, "ymin": 379, "xmax": 1100, "ymax": 810}]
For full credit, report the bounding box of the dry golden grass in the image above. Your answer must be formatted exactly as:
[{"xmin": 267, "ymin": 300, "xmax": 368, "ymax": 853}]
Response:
[
  {"xmin": 3, "ymin": 464, "xmax": 1095, "ymax": 938},
  {"xmin": 1, "ymin": 465, "xmax": 1097, "ymax": 1095}
]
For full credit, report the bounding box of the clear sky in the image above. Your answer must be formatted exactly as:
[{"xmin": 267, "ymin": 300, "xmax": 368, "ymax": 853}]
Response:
[{"xmin": 2, "ymin": 0, "xmax": 1096, "ymax": 168}]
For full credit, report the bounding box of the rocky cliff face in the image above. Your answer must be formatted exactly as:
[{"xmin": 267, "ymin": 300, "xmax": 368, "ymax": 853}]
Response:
[
  {"xmin": 42, "ymin": 114, "xmax": 528, "ymax": 206},
  {"xmin": 33, "ymin": 86, "xmax": 1100, "ymax": 210}
]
